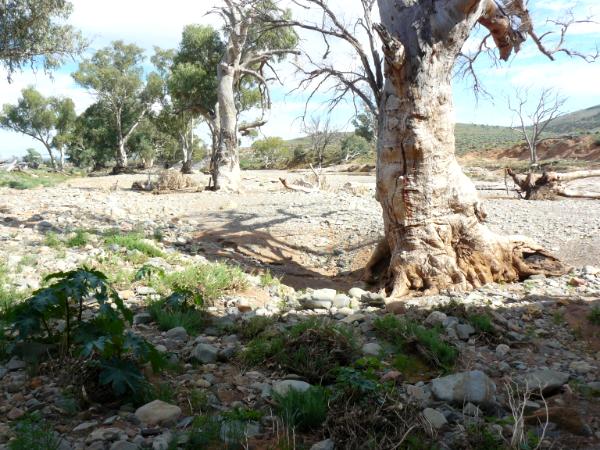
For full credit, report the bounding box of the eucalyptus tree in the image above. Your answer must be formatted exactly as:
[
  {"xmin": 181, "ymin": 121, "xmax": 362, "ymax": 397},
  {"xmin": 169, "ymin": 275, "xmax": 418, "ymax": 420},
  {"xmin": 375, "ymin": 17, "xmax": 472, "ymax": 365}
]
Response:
[
  {"xmin": 73, "ymin": 41, "xmax": 162, "ymax": 173},
  {"xmin": 168, "ymin": 25, "xmax": 223, "ymax": 168},
  {"xmin": 0, "ymin": 87, "xmax": 75, "ymax": 170},
  {"xmin": 366, "ymin": 0, "xmax": 596, "ymax": 301},
  {"xmin": 0, "ymin": 0, "xmax": 84, "ymax": 80},
  {"xmin": 211, "ymin": 0, "xmax": 298, "ymax": 191}
]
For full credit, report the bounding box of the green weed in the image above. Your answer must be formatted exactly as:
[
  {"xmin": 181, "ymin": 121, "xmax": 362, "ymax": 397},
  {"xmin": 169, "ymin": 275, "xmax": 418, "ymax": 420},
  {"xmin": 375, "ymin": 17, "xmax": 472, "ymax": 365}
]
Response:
[
  {"xmin": 236, "ymin": 316, "xmax": 275, "ymax": 341},
  {"xmin": 147, "ymin": 299, "xmax": 206, "ymax": 335},
  {"xmin": 43, "ymin": 232, "xmax": 63, "ymax": 248},
  {"xmin": 273, "ymin": 386, "xmax": 329, "ymax": 431},
  {"xmin": 374, "ymin": 315, "xmax": 458, "ymax": 370},
  {"xmin": 0, "ymin": 171, "xmax": 70, "ymax": 190},
  {"xmin": 8, "ymin": 414, "xmax": 61, "ymax": 450},
  {"xmin": 468, "ymin": 313, "xmax": 494, "ymax": 334},
  {"xmin": 66, "ymin": 229, "xmax": 90, "ymax": 248},
  {"xmin": 588, "ymin": 306, "xmax": 600, "ymax": 326},
  {"xmin": 104, "ymin": 231, "xmax": 164, "ymax": 257}
]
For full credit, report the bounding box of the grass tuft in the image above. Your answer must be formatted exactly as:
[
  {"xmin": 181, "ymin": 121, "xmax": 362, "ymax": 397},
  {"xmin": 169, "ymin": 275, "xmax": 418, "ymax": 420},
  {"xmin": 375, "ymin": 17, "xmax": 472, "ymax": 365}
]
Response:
[
  {"xmin": 66, "ymin": 229, "xmax": 90, "ymax": 248},
  {"xmin": 274, "ymin": 386, "xmax": 329, "ymax": 431},
  {"xmin": 104, "ymin": 231, "xmax": 164, "ymax": 257},
  {"xmin": 588, "ymin": 306, "xmax": 600, "ymax": 326},
  {"xmin": 147, "ymin": 299, "xmax": 206, "ymax": 335}
]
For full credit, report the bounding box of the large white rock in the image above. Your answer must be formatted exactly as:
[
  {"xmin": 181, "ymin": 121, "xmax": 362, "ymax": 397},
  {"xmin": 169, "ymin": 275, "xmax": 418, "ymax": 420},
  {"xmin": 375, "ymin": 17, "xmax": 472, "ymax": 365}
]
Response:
[{"xmin": 272, "ymin": 380, "xmax": 311, "ymax": 396}]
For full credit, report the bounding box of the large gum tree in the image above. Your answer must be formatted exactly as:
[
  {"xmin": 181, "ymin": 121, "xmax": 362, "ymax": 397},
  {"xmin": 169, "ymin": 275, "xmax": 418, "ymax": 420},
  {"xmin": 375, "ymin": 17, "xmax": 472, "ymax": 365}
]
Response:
[
  {"xmin": 367, "ymin": 0, "xmax": 592, "ymax": 301},
  {"xmin": 211, "ymin": 0, "xmax": 298, "ymax": 191}
]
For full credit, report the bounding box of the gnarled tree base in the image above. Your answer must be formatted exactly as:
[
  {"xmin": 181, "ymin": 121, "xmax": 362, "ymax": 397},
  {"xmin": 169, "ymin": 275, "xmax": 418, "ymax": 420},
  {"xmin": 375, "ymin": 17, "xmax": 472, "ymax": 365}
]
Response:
[
  {"xmin": 507, "ymin": 169, "xmax": 600, "ymax": 200},
  {"xmin": 364, "ymin": 220, "xmax": 567, "ymax": 303}
]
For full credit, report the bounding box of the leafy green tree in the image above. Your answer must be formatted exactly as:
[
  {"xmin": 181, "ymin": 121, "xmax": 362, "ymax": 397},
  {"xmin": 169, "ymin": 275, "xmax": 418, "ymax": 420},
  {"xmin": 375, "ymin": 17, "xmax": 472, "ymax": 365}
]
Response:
[
  {"xmin": 352, "ymin": 108, "xmax": 377, "ymax": 143},
  {"xmin": 340, "ymin": 134, "xmax": 371, "ymax": 162},
  {"xmin": 23, "ymin": 148, "xmax": 43, "ymax": 167},
  {"xmin": 211, "ymin": 0, "xmax": 298, "ymax": 190},
  {"xmin": 0, "ymin": 0, "xmax": 85, "ymax": 80},
  {"xmin": 73, "ymin": 41, "xmax": 162, "ymax": 173},
  {"xmin": 251, "ymin": 136, "xmax": 287, "ymax": 168},
  {"xmin": 0, "ymin": 87, "xmax": 75, "ymax": 170}
]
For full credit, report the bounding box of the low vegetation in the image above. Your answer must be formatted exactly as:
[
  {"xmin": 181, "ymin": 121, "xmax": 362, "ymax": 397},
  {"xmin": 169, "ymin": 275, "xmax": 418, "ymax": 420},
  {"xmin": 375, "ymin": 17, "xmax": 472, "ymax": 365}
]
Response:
[
  {"xmin": 0, "ymin": 170, "xmax": 71, "ymax": 190},
  {"xmin": 1, "ymin": 268, "xmax": 165, "ymax": 404},
  {"xmin": 104, "ymin": 231, "xmax": 164, "ymax": 257},
  {"xmin": 273, "ymin": 386, "xmax": 329, "ymax": 431},
  {"xmin": 242, "ymin": 318, "xmax": 358, "ymax": 383}
]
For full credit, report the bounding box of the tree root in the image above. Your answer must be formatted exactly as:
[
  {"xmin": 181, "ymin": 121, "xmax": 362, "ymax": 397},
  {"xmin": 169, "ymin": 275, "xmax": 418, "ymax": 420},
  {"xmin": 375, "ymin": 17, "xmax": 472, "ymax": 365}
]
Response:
[{"xmin": 364, "ymin": 222, "xmax": 568, "ymax": 304}]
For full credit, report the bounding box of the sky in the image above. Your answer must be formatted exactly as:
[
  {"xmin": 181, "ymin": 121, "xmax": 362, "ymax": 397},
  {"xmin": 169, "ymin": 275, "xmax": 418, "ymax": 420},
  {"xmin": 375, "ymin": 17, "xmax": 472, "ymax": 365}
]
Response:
[{"xmin": 1, "ymin": 0, "xmax": 600, "ymax": 158}]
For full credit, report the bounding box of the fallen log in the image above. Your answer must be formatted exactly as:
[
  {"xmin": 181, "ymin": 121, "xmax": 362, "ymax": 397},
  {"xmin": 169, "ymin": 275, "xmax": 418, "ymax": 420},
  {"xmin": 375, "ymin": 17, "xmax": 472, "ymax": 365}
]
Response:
[{"xmin": 506, "ymin": 168, "xmax": 600, "ymax": 200}]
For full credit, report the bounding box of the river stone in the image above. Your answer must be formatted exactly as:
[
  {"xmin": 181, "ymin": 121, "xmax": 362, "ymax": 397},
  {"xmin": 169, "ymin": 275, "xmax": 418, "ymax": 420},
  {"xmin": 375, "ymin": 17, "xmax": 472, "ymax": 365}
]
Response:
[
  {"xmin": 362, "ymin": 342, "xmax": 382, "ymax": 356},
  {"xmin": 310, "ymin": 439, "xmax": 335, "ymax": 450},
  {"xmin": 431, "ymin": 370, "xmax": 496, "ymax": 406},
  {"xmin": 333, "ymin": 294, "xmax": 351, "ymax": 308},
  {"xmin": 422, "ymin": 408, "xmax": 448, "ymax": 430},
  {"xmin": 110, "ymin": 441, "xmax": 140, "ymax": 450},
  {"xmin": 311, "ymin": 288, "xmax": 336, "ymax": 302},
  {"xmin": 273, "ymin": 380, "xmax": 311, "ymax": 396},
  {"xmin": 133, "ymin": 313, "xmax": 152, "ymax": 325},
  {"xmin": 191, "ymin": 343, "xmax": 219, "ymax": 364},
  {"xmin": 165, "ymin": 326, "xmax": 188, "ymax": 341},
  {"xmin": 522, "ymin": 369, "xmax": 569, "ymax": 394},
  {"xmin": 348, "ymin": 287, "xmax": 367, "ymax": 299},
  {"xmin": 456, "ymin": 323, "xmax": 475, "ymax": 340},
  {"xmin": 361, "ymin": 292, "xmax": 385, "ymax": 306},
  {"xmin": 424, "ymin": 311, "xmax": 447, "ymax": 327},
  {"xmin": 135, "ymin": 400, "xmax": 181, "ymax": 426}
]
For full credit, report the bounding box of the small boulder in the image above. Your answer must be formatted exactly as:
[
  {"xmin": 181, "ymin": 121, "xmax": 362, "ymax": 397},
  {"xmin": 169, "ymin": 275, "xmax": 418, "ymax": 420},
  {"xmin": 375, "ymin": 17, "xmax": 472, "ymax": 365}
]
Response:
[
  {"xmin": 456, "ymin": 324, "xmax": 475, "ymax": 340},
  {"xmin": 431, "ymin": 370, "xmax": 496, "ymax": 406},
  {"xmin": 361, "ymin": 342, "xmax": 382, "ymax": 356},
  {"xmin": 165, "ymin": 326, "xmax": 188, "ymax": 341},
  {"xmin": 312, "ymin": 288, "xmax": 337, "ymax": 302},
  {"xmin": 133, "ymin": 313, "xmax": 152, "ymax": 325},
  {"xmin": 422, "ymin": 408, "xmax": 447, "ymax": 430},
  {"xmin": 522, "ymin": 369, "xmax": 569, "ymax": 394},
  {"xmin": 273, "ymin": 380, "xmax": 311, "ymax": 396},
  {"xmin": 495, "ymin": 344, "xmax": 510, "ymax": 358},
  {"xmin": 191, "ymin": 343, "xmax": 219, "ymax": 364},
  {"xmin": 348, "ymin": 287, "xmax": 367, "ymax": 299},
  {"xmin": 310, "ymin": 439, "xmax": 335, "ymax": 450},
  {"xmin": 361, "ymin": 292, "xmax": 385, "ymax": 306},
  {"xmin": 134, "ymin": 400, "xmax": 181, "ymax": 426},
  {"xmin": 110, "ymin": 441, "xmax": 140, "ymax": 450},
  {"xmin": 333, "ymin": 294, "xmax": 350, "ymax": 308},
  {"xmin": 424, "ymin": 311, "xmax": 447, "ymax": 327}
]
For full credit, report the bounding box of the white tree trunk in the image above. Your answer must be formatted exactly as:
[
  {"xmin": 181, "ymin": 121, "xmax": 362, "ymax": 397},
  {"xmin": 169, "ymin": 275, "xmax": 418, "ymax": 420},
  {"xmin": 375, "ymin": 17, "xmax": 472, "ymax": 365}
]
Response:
[
  {"xmin": 213, "ymin": 63, "xmax": 240, "ymax": 191},
  {"xmin": 369, "ymin": 0, "xmax": 565, "ymax": 300}
]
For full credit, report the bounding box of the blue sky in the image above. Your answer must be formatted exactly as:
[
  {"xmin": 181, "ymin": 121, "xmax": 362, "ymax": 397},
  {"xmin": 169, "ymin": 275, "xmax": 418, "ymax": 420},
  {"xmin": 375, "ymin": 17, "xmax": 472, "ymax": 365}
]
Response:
[{"xmin": 1, "ymin": 0, "xmax": 599, "ymax": 158}]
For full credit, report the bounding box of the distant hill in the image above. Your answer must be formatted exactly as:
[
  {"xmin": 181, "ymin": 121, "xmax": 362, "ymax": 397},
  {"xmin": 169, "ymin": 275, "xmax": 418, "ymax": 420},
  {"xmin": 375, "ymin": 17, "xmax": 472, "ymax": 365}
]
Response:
[{"xmin": 544, "ymin": 104, "xmax": 600, "ymax": 135}]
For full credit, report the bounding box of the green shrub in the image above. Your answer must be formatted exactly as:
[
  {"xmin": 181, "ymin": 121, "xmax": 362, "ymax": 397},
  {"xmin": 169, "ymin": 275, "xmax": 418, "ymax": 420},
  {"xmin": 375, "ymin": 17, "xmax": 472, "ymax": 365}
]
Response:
[
  {"xmin": 43, "ymin": 232, "xmax": 63, "ymax": 248},
  {"xmin": 66, "ymin": 229, "xmax": 90, "ymax": 248},
  {"xmin": 588, "ymin": 306, "xmax": 600, "ymax": 326},
  {"xmin": 8, "ymin": 414, "xmax": 61, "ymax": 450},
  {"xmin": 374, "ymin": 315, "xmax": 458, "ymax": 370},
  {"xmin": 468, "ymin": 314, "xmax": 494, "ymax": 334},
  {"xmin": 147, "ymin": 298, "xmax": 206, "ymax": 335},
  {"xmin": 242, "ymin": 318, "xmax": 358, "ymax": 383},
  {"xmin": 104, "ymin": 231, "xmax": 164, "ymax": 257},
  {"xmin": 0, "ymin": 171, "xmax": 69, "ymax": 190},
  {"xmin": 185, "ymin": 415, "xmax": 221, "ymax": 449},
  {"xmin": 236, "ymin": 316, "xmax": 275, "ymax": 341},
  {"xmin": 162, "ymin": 263, "xmax": 248, "ymax": 303},
  {"xmin": 274, "ymin": 386, "xmax": 329, "ymax": 431},
  {"xmin": 5, "ymin": 268, "xmax": 165, "ymax": 401}
]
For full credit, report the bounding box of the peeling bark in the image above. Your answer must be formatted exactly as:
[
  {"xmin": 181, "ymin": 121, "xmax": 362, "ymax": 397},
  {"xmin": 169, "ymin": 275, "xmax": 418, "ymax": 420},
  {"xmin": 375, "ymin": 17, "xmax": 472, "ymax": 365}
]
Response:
[{"xmin": 372, "ymin": 0, "xmax": 567, "ymax": 301}]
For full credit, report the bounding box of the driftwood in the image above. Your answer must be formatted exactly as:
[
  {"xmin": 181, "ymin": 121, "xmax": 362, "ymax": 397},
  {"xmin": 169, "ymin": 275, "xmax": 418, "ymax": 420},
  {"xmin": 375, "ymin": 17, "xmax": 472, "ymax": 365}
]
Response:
[
  {"xmin": 279, "ymin": 177, "xmax": 317, "ymax": 193},
  {"xmin": 506, "ymin": 168, "xmax": 600, "ymax": 200}
]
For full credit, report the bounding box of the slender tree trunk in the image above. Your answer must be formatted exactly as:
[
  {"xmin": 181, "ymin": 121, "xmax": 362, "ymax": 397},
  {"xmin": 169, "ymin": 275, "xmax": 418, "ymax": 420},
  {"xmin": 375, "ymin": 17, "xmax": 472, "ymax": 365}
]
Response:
[
  {"xmin": 367, "ymin": 0, "xmax": 566, "ymax": 301},
  {"xmin": 212, "ymin": 64, "xmax": 240, "ymax": 191},
  {"xmin": 58, "ymin": 147, "xmax": 65, "ymax": 171},
  {"xmin": 113, "ymin": 137, "xmax": 128, "ymax": 174},
  {"xmin": 43, "ymin": 143, "xmax": 56, "ymax": 170}
]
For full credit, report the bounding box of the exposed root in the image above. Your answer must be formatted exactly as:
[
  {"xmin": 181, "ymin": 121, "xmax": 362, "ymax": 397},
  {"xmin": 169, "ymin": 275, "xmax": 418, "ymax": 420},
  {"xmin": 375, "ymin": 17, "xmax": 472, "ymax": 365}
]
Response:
[{"xmin": 365, "ymin": 221, "xmax": 568, "ymax": 303}]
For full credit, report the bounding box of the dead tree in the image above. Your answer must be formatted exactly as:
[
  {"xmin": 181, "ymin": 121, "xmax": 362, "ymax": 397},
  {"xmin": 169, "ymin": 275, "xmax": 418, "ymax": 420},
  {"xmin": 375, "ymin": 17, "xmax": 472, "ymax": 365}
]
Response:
[
  {"xmin": 364, "ymin": 0, "xmax": 597, "ymax": 300},
  {"xmin": 277, "ymin": 0, "xmax": 383, "ymax": 126},
  {"xmin": 508, "ymin": 87, "xmax": 566, "ymax": 169},
  {"xmin": 507, "ymin": 168, "xmax": 600, "ymax": 200}
]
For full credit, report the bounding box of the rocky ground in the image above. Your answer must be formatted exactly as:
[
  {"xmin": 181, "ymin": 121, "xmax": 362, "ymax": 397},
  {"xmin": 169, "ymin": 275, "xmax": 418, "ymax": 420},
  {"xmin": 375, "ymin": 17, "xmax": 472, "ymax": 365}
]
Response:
[{"xmin": 0, "ymin": 169, "xmax": 599, "ymax": 449}]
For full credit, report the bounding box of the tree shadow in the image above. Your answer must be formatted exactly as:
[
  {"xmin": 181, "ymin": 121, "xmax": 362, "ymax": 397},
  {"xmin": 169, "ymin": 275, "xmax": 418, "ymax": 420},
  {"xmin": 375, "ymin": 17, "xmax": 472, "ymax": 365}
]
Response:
[{"xmin": 178, "ymin": 207, "xmax": 379, "ymax": 292}]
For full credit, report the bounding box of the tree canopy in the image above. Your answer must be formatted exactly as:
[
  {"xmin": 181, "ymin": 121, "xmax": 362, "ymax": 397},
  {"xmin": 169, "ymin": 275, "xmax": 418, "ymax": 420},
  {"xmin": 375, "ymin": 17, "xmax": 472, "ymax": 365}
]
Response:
[{"xmin": 0, "ymin": 0, "xmax": 85, "ymax": 80}]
